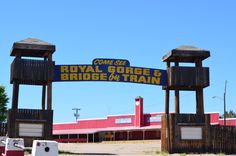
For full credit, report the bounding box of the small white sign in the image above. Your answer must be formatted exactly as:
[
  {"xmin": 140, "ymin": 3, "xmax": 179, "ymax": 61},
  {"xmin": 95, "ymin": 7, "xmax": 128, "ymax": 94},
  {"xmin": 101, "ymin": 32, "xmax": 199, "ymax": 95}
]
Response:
[
  {"xmin": 5, "ymin": 138, "xmax": 24, "ymax": 151},
  {"xmin": 181, "ymin": 127, "xmax": 202, "ymax": 140},
  {"xmin": 19, "ymin": 123, "xmax": 43, "ymax": 137},
  {"xmin": 32, "ymin": 140, "xmax": 58, "ymax": 156},
  {"xmin": 115, "ymin": 118, "xmax": 132, "ymax": 124}
]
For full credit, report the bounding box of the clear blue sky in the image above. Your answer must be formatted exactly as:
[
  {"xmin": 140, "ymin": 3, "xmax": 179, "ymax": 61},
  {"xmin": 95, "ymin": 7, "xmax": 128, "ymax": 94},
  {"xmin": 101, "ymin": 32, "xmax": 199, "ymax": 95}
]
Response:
[{"xmin": 0, "ymin": 1, "xmax": 235, "ymax": 123}]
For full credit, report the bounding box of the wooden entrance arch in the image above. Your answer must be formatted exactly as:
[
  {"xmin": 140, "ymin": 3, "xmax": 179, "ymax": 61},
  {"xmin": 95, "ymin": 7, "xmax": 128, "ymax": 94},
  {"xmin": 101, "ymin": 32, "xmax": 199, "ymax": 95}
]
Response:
[{"xmin": 7, "ymin": 38, "xmax": 236, "ymax": 154}]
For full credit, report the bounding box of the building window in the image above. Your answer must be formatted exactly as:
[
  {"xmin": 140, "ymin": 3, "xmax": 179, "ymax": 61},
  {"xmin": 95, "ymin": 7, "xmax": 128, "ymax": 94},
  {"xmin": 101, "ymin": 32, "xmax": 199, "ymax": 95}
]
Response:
[
  {"xmin": 115, "ymin": 118, "xmax": 132, "ymax": 124},
  {"xmin": 146, "ymin": 115, "xmax": 162, "ymax": 122}
]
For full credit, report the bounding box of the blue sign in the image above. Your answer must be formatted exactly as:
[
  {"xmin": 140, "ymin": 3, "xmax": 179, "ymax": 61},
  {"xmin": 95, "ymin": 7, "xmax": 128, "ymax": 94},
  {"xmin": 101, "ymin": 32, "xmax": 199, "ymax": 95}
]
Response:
[{"xmin": 54, "ymin": 58, "xmax": 167, "ymax": 86}]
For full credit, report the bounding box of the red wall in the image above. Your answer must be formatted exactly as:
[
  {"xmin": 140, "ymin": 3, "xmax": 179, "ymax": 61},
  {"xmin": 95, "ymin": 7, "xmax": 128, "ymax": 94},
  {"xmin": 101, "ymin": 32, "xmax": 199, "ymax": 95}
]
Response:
[
  {"xmin": 219, "ymin": 118, "xmax": 236, "ymax": 126},
  {"xmin": 54, "ymin": 118, "xmax": 108, "ymax": 130},
  {"xmin": 53, "ymin": 112, "xmax": 163, "ymax": 131},
  {"xmin": 54, "ymin": 96, "xmax": 236, "ymax": 132},
  {"xmin": 208, "ymin": 113, "xmax": 220, "ymax": 125},
  {"xmin": 135, "ymin": 97, "xmax": 144, "ymax": 127}
]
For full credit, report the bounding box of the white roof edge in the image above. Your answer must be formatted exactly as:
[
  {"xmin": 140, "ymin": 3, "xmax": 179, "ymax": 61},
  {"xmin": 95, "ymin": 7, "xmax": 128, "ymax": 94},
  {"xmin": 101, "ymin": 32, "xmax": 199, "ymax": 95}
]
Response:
[
  {"xmin": 219, "ymin": 118, "xmax": 236, "ymax": 121},
  {"xmin": 144, "ymin": 112, "xmax": 164, "ymax": 115},
  {"xmin": 78, "ymin": 117, "xmax": 107, "ymax": 121},
  {"xmin": 54, "ymin": 117, "xmax": 108, "ymax": 124},
  {"xmin": 107, "ymin": 114, "xmax": 134, "ymax": 117},
  {"xmin": 205, "ymin": 112, "xmax": 220, "ymax": 114},
  {"xmin": 53, "ymin": 122, "xmax": 76, "ymax": 125},
  {"xmin": 210, "ymin": 122, "xmax": 219, "ymax": 125}
]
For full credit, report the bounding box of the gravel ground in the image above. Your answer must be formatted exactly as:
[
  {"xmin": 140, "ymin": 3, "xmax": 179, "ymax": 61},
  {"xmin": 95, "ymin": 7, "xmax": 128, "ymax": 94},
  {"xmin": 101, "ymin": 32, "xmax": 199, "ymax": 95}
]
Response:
[
  {"xmin": 58, "ymin": 140, "xmax": 160, "ymax": 156},
  {"xmin": 24, "ymin": 140, "xmax": 234, "ymax": 156}
]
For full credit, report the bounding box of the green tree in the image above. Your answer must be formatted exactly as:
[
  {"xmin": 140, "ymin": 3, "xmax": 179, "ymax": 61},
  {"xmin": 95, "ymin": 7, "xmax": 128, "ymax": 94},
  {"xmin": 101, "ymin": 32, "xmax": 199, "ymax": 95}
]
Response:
[
  {"xmin": 220, "ymin": 110, "xmax": 236, "ymax": 118},
  {"xmin": 225, "ymin": 110, "xmax": 236, "ymax": 118},
  {"xmin": 0, "ymin": 86, "xmax": 8, "ymax": 122}
]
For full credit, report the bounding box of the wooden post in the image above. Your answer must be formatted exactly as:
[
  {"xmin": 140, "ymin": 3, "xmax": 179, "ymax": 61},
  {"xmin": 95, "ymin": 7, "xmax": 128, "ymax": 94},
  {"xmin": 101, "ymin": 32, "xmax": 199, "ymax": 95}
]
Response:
[
  {"xmin": 195, "ymin": 60, "xmax": 204, "ymax": 115},
  {"xmin": 127, "ymin": 131, "xmax": 129, "ymax": 140},
  {"xmin": 165, "ymin": 90, "xmax": 170, "ymax": 114},
  {"xmin": 12, "ymin": 81, "xmax": 19, "ymax": 109},
  {"xmin": 175, "ymin": 91, "xmax": 180, "ymax": 113},
  {"xmin": 93, "ymin": 133, "xmax": 95, "ymax": 143},
  {"xmin": 42, "ymin": 57, "xmax": 47, "ymax": 111},
  {"xmin": 47, "ymin": 54, "xmax": 53, "ymax": 110},
  {"xmin": 87, "ymin": 134, "xmax": 89, "ymax": 143},
  {"xmin": 165, "ymin": 61, "xmax": 171, "ymax": 152},
  {"xmin": 165, "ymin": 62, "xmax": 170, "ymax": 114},
  {"xmin": 143, "ymin": 130, "xmax": 145, "ymax": 140},
  {"xmin": 196, "ymin": 88, "xmax": 204, "ymax": 115},
  {"xmin": 47, "ymin": 82, "xmax": 52, "ymax": 110},
  {"xmin": 174, "ymin": 62, "xmax": 180, "ymax": 114},
  {"xmin": 42, "ymin": 84, "xmax": 46, "ymax": 111}
]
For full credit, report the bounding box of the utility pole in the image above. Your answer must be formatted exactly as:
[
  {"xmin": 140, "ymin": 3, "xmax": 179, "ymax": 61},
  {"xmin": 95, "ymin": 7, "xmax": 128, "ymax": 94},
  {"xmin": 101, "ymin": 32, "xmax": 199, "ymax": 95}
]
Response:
[
  {"xmin": 212, "ymin": 80, "xmax": 227, "ymax": 127},
  {"xmin": 224, "ymin": 80, "xmax": 227, "ymax": 127},
  {"xmin": 72, "ymin": 108, "xmax": 81, "ymax": 122}
]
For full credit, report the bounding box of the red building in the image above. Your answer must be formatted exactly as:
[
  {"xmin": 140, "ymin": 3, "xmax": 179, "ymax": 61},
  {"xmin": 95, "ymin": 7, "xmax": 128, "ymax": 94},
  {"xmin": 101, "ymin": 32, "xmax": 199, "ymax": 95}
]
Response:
[{"xmin": 53, "ymin": 96, "xmax": 236, "ymax": 143}]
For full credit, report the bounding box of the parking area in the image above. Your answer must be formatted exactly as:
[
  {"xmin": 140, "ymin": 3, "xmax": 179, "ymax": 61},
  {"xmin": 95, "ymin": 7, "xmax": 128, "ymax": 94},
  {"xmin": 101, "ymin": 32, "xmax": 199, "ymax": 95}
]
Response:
[
  {"xmin": 24, "ymin": 140, "xmax": 233, "ymax": 156},
  {"xmin": 57, "ymin": 140, "xmax": 160, "ymax": 155}
]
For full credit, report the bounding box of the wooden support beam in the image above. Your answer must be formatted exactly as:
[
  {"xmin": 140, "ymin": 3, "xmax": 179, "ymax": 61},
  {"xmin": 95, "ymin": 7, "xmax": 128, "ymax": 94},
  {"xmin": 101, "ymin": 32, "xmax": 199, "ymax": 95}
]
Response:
[
  {"xmin": 175, "ymin": 90, "xmax": 180, "ymax": 114},
  {"xmin": 127, "ymin": 131, "xmax": 129, "ymax": 141},
  {"xmin": 196, "ymin": 88, "xmax": 204, "ymax": 115},
  {"xmin": 174, "ymin": 62, "xmax": 180, "ymax": 114},
  {"xmin": 47, "ymin": 54, "xmax": 53, "ymax": 110},
  {"xmin": 12, "ymin": 82, "xmax": 19, "ymax": 109},
  {"xmin": 47, "ymin": 82, "xmax": 52, "ymax": 110},
  {"xmin": 42, "ymin": 84, "xmax": 46, "ymax": 110},
  {"xmin": 165, "ymin": 90, "xmax": 170, "ymax": 114},
  {"xmin": 143, "ymin": 130, "xmax": 145, "ymax": 140},
  {"xmin": 195, "ymin": 59, "xmax": 204, "ymax": 115},
  {"xmin": 165, "ymin": 61, "xmax": 170, "ymax": 114},
  {"xmin": 42, "ymin": 57, "xmax": 47, "ymax": 111}
]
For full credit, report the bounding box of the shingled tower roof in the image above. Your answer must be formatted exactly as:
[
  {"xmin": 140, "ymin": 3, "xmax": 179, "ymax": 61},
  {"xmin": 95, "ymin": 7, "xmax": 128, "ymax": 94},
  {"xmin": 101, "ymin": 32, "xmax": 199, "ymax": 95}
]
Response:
[
  {"xmin": 10, "ymin": 38, "xmax": 56, "ymax": 58},
  {"xmin": 162, "ymin": 45, "xmax": 210, "ymax": 62}
]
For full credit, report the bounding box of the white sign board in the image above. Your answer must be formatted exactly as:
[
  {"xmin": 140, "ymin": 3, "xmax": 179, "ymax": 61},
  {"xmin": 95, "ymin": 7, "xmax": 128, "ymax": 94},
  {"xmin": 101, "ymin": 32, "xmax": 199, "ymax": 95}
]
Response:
[
  {"xmin": 19, "ymin": 123, "xmax": 43, "ymax": 137},
  {"xmin": 181, "ymin": 127, "xmax": 202, "ymax": 140},
  {"xmin": 32, "ymin": 140, "xmax": 58, "ymax": 156},
  {"xmin": 5, "ymin": 138, "xmax": 24, "ymax": 151}
]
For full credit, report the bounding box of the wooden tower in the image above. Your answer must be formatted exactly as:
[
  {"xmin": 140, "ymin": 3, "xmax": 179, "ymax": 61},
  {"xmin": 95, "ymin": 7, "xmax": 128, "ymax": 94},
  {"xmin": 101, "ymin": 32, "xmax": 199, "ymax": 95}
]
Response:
[
  {"xmin": 161, "ymin": 45, "xmax": 211, "ymax": 153},
  {"xmin": 8, "ymin": 38, "xmax": 55, "ymax": 146}
]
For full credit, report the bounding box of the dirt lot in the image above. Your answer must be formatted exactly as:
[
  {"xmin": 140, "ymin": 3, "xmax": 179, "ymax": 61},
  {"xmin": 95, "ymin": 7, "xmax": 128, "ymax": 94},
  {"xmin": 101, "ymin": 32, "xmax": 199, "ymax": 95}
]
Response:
[
  {"xmin": 58, "ymin": 140, "xmax": 160, "ymax": 156},
  {"xmin": 25, "ymin": 140, "xmax": 233, "ymax": 155}
]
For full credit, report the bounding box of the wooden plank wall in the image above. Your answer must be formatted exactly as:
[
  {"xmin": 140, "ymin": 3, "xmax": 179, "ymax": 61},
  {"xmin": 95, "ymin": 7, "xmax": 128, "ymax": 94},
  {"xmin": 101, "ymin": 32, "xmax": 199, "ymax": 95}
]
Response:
[
  {"xmin": 161, "ymin": 114, "xmax": 236, "ymax": 154},
  {"xmin": 169, "ymin": 114, "xmax": 211, "ymax": 153},
  {"xmin": 210, "ymin": 125, "xmax": 236, "ymax": 154},
  {"xmin": 0, "ymin": 123, "xmax": 7, "ymax": 136},
  {"xmin": 168, "ymin": 67, "xmax": 209, "ymax": 89},
  {"xmin": 161, "ymin": 114, "xmax": 211, "ymax": 153},
  {"xmin": 7, "ymin": 109, "xmax": 53, "ymax": 147},
  {"xmin": 10, "ymin": 58, "xmax": 54, "ymax": 85},
  {"xmin": 161, "ymin": 115, "xmax": 168, "ymax": 151}
]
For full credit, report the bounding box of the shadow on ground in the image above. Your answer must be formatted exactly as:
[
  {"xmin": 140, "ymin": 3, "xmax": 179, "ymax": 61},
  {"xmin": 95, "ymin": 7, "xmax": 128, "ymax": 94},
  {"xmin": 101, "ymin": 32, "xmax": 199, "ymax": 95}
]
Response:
[{"xmin": 59, "ymin": 151, "xmax": 117, "ymax": 155}]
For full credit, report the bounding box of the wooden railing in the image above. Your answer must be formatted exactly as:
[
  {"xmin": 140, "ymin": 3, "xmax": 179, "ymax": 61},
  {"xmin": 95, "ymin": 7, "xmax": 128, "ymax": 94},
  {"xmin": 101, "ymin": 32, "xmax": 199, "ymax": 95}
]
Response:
[
  {"xmin": 11, "ymin": 58, "xmax": 54, "ymax": 85},
  {"xmin": 167, "ymin": 67, "xmax": 209, "ymax": 90},
  {"xmin": 8, "ymin": 109, "xmax": 53, "ymax": 121}
]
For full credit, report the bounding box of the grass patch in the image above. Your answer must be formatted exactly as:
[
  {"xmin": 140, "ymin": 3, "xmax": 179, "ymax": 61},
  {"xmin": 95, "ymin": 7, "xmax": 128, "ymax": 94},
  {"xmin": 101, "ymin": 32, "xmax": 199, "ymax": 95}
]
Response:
[
  {"xmin": 180, "ymin": 153, "xmax": 186, "ymax": 156},
  {"xmin": 24, "ymin": 148, "xmax": 31, "ymax": 155},
  {"xmin": 155, "ymin": 150, "xmax": 169, "ymax": 156},
  {"xmin": 217, "ymin": 153, "xmax": 225, "ymax": 156}
]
